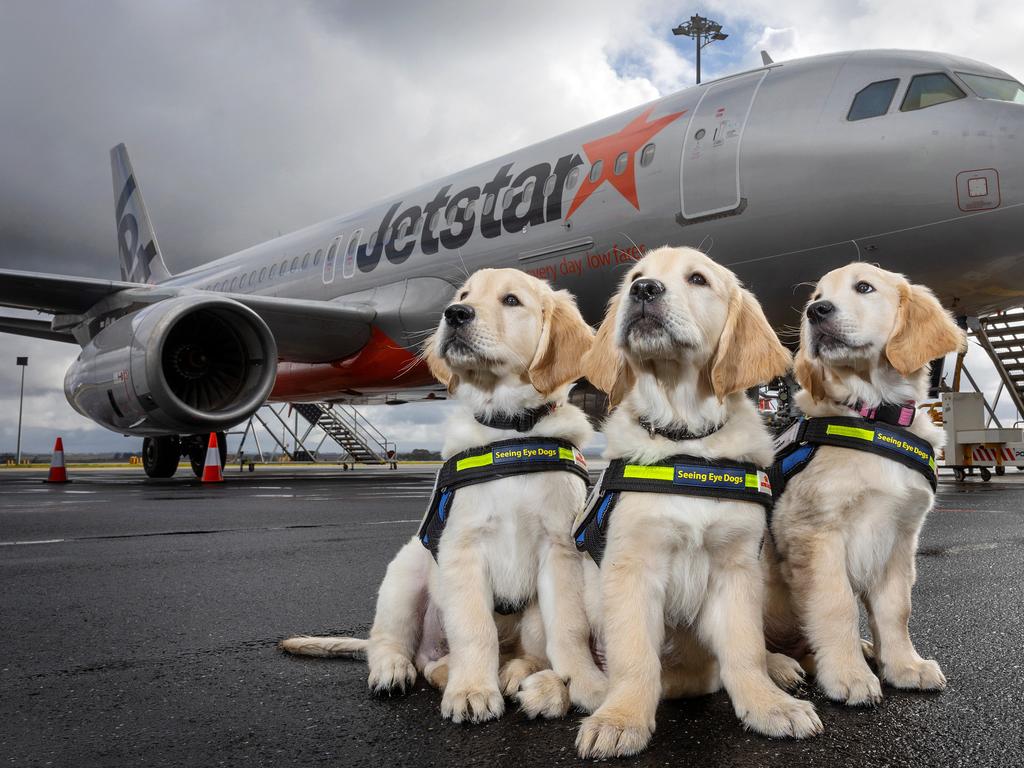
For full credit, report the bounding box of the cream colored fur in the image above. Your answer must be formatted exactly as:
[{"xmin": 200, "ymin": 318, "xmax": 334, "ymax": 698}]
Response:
[
  {"xmin": 765, "ymin": 263, "xmax": 966, "ymax": 706},
  {"xmin": 281, "ymin": 268, "xmax": 604, "ymax": 723},
  {"xmin": 574, "ymin": 247, "xmax": 819, "ymax": 759}
]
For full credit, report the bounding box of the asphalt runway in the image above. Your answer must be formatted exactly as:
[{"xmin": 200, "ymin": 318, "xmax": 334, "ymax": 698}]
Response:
[{"xmin": 1, "ymin": 466, "xmax": 1022, "ymax": 767}]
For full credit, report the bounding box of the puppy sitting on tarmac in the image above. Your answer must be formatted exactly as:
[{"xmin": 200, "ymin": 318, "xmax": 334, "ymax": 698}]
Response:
[
  {"xmin": 282, "ymin": 268, "xmax": 606, "ymax": 723},
  {"xmin": 572, "ymin": 246, "xmax": 821, "ymax": 759},
  {"xmin": 764, "ymin": 263, "xmax": 966, "ymax": 706}
]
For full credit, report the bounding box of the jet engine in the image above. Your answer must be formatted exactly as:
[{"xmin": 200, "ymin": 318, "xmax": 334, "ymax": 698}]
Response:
[{"xmin": 65, "ymin": 295, "xmax": 277, "ymax": 435}]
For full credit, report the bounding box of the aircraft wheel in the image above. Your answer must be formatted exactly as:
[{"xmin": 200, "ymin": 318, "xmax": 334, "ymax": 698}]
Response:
[
  {"xmin": 980, "ymin": 467, "xmax": 992, "ymax": 482},
  {"xmin": 143, "ymin": 436, "xmax": 180, "ymax": 478}
]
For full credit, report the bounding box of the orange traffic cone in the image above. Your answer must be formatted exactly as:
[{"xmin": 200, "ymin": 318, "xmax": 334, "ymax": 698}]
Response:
[
  {"xmin": 46, "ymin": 437, "xmax": 69, "ymax": 483},
  {"xmin": 201, "ymin": 432, "xmax": 224, "ymax": 483}
]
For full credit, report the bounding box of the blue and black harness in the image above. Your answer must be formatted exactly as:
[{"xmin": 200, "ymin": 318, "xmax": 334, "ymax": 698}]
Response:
[{"xmin": 572, "ymin": 456, "xmax": 775, "ymax": 565}]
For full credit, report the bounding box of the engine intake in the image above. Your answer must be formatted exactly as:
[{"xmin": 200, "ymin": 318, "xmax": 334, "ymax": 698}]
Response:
[{"xmin": 65, "ymin": 295, "xmax": 277, "ymax": 435}]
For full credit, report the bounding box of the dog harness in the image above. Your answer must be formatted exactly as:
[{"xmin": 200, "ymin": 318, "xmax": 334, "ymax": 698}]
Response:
[
  {"xmin": 767, "ymin": 416, "xmax": 938, "ymax": 501},
  {"xmin": 572, "ymin": 456, "xmax": 774, "ymax": 565}
]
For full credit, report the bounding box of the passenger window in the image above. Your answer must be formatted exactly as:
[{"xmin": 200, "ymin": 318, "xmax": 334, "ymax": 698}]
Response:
[
  {"xmin": 414, "ymin": 216, "xmax": 424, "ymax": 235},
  {"xmin": 520, "ymin": 180, "xmax": 535, "ymax": 207},
  {"xmin": 847, "ymin": 79, "xmax": 899, "ymax": 121},
  {"xmin": 367, "ymin": 231, "xmax": 378, "ymax": 252},
  {"xmin": 249, "ymin": 270, "xmax": 257, "ymax": 286},
  {"xmin": 589, "ymin": 160, "xmax": 603, "ymax": 182},
  {"xmin": 429, "ymin": 209, "xmax": 440, "ymax": 231},
  {"xmin": 259, "ymin": 267, "xmax": 266, "ymax": 282},
  {"xmin": 302, "ymin": 252, "xmax": 310, "ymax": 269},
  {"xmin": 269, "ymin": 265, "xmax": 277, "ymax": 279},
  {"xmin": 446, "ymin": 205, "xmax": 458, "ymax": 226},
  {"xmin": 502, "ymin": 188, "xmax": 514, "ymax": 210},
  {"xmin": 229, "ymin": 276, "xmax": 238, "ymax": 291},
  {"xmin": 640, "ymin": 143, "xmax": 656, "ymax": 167},
  {"xmin": 280, "ymin": 259, "xmax": 288, "ymax": 275},
  {"xmin": 614, "ymin": 152, "xmax": 628, "ymax": 175},
  {"xmin": 900, "ymin": 73, "xmax": 965, "ymax": 112},
  {"xmin": 567, "ymin": 166, "xmax": 580, "ymax": 189},
  {"xmin": 542, "ymin": 174, "xmax": 556, "ymax": 196},
  {"xmin": 483, "ymin": 193, "xmax": 496, "ymax": 216}
]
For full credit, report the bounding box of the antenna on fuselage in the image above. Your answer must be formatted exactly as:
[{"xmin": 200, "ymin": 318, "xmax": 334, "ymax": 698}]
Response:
[{"xmin": 761, "ymin": 50, "xmax": 774, "ymax": 65}]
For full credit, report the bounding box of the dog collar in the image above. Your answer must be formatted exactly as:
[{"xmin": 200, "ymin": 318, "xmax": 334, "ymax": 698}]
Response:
[
  {"xmin": 474, "ymin": 402, "xmax": 557, "ymax": 432},
  {"xmin": 846, "ymin": 399, "xmax": 916, "ymax": 427},
  {"xmin": 637, "ymin": 416, "xmax": 724, "ymax": 442}
]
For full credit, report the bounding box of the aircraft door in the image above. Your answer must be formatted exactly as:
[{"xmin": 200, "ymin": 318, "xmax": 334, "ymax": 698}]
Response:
[
  {"xmin": 680, "ymin": 70, "xmax": 766, "ymax": 221},
  {"xmin": 322, "ymin": 236, "xmax": 342, "ymax": 285}
]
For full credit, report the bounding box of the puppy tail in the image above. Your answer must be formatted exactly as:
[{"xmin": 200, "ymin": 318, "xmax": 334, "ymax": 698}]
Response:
[{"xmin": 278, "ymin": 635, "xmax": 368, "ymax": 658}]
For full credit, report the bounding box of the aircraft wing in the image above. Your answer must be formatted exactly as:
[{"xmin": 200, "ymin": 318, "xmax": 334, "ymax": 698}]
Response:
[{"xmin": 0, "ymin": 268, "xmax": 377, "ymax": 363}]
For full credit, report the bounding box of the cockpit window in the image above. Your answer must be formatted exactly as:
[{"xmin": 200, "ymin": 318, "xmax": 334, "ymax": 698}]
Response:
[
  {"xmin": 847, "ymin": 79, "xmax": 899, "ymax": 121},
  {"xmin": 900, "ymin": 73, "xmax": 965, "ymax": 112},
  {"xmin": 956, "ymin": 72, "xmax": 1024, "ymax": 104}
]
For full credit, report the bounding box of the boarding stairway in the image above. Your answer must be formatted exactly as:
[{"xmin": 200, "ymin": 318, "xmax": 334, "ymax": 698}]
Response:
[
  {"xmin": 970, "ymin": 308, "xmax": 1024, "ymax": 424},
  {"xmin": 291, "ymin": 403, "xmax": 397, "ymax": 465}
]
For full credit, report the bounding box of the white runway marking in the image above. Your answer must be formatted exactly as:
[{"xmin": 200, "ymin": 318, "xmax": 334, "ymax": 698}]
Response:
[{"xmin": 0, "ymin": 538, "xmax": 66, "ymax": 547}]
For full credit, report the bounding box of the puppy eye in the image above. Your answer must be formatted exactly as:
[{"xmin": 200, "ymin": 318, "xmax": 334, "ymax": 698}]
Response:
[
  {"xmin": 812, "ymin": 293, "xmax": 821, "ymax": 301},
  {"xmin": 630, "ymin": 273, "xmax": 643, "ymax": 282},
  {"xmin": 854, "ymin": 281, "xmax": 875, "ymax": 294},
  {"xmin": 688, "ymin": 272, "xmax": 707, "ymax": 286},
  {"xmin": 459, "ymin": 291, "xmax": 469, "ymax": 300},
  {"xmin": 502, "ymin": 294, "xmax": 521, "ymax": 307}
]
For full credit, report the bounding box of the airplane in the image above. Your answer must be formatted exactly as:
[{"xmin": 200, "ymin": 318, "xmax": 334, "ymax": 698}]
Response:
[{"xmin": 2, "ymin": 49, "xmax": 1022, "ymax": 478}]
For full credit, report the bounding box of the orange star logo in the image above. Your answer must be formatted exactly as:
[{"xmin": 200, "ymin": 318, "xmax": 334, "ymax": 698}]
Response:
[{"xmin": 566, "ymin": 106, "xmax": 687, "ymax": 219}]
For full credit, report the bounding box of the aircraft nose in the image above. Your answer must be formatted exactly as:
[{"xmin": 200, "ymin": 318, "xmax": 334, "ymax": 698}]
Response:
[
  {"xmin": 630, "ymin": 278, "xmax": 666, "ymax": 303},
  {"xmin": 806, "ymin": 300, "xmax": 835, "ymax": 324},
  {"xmin": 444, "ymin": 303, "xmax": 475, "ymax": 328}
]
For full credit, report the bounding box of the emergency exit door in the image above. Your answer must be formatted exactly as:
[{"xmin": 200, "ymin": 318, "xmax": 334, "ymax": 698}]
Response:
[{"xmin": 680, "ymin": 70, "xmax": 767, "ymax": 220}]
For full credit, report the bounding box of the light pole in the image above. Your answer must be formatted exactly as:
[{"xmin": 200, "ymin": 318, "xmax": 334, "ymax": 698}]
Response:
[
  {"xmin": 672, "ymin": 14, "xmax": 729, "ymax": 84},
  {"xmin": 15, "ymin": 356, "xmax": 27, "ymax": 465}
]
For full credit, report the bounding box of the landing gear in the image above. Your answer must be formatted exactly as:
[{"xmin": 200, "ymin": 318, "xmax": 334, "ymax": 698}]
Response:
[
  {"xmin": 187, "ymin": 433, "xmax": 227, "ymax": 478},
  {"xmin": 143, "ymin": 436, "xmax": 181, "ymax": 478}
]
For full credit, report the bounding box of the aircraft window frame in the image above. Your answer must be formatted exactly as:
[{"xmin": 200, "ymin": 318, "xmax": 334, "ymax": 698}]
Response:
[
  {"xmin": 313, "ymin": 248, "xmax": 322, "ymax": 266},
  {"xmin": 519, "ymin": 180, "xmax": 535, "ymax": 211},
  {"xmin": 269, "ymin": 264, "xmax": 277, "ymax": 279},
  {"xmin": 589, "ymin": 160, "xmax": 603, "ymax": 183},
  {"xmin": 502, "ymin": 188, "xmax": 514, "ymax": 210},
  {"xmin": 302, "ymin": 252, "xmax": 310, "ymax": 270},
  {"xmin": 613, "ymin": 152, "xmax": 628, "ymax": 175},
  {"xmin": 323, "ymin": 237, "xmax": 340, "ymax": 284},
  {"xmin": 899, "ymin": 72, "xmax": 966, "ymax": 113},
  {"xmin": 343, "ymin": 229, "xmax": 362, "ymax": 279},
  {"xmin": 566, "ymin": 166, "xmax": 580, "ymax": 189},
  {"xmin": 249, "ymin": 270, "xmax": 257, "ymax": 286},
  {"xmin": 413, "ymin": 215, "xmax": 424, "ymax": 235},
  {"xmin": 279, "ymin": 259, "xmax": 288, "ymax": 276},
  {"xmin": 259, "ymin": 267, "xmax": 266, "ymax": 282},
  {"xmin": 640, "ymin": 143, "xmax": 656, "ymax": 167},
  {"xmin": 289, "ymin": 257, "xmax": 298, "ymax": 273},
  {"xmin": 483, "ymin": 193, "xmax": 496, "ymax": 216},
  {"xmin": 542, "ymin": 174, "xmax": 556, "ymax": 197},
  {"xmin": 366, "ymin": 230, "xmax": 379, "ymax": 253},
  {"xmin": 847, "ymin": 78, "xmax": 900, "ymax": 121},
  {"xmin": 445, "ymin": 204, "xmax": 458, "ymax": 226},
  {"xmin": 956, "ymin": 72, "xmax": 1024, "ymax": 103},
  {"xmin": 463, "ymin": 199, "xmax": 476, "ymax": 219},
  {"xmin": 239, "ymin": 274, "xmax": 248, "ymax": 290},
  {"xmin": 229, "ymin": 276, "xmax": 238, "ymax": 291}
]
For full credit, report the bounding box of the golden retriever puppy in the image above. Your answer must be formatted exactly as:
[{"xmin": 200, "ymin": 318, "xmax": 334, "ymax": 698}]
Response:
[
  {"xmin": 763, "ymin": 263, "xmax": 966, "ymax": 706},
  {"xmin": 282, "ymin": 268, "xmax": 605, "ymax": 722},
  {"xmin": 575, "ymin": 246, "xmax": 819, "ymax": 759}
]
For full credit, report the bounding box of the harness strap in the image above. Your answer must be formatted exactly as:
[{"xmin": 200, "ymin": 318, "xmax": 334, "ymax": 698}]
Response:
[
  {"xmin": 850, "ymin": 400, "xmax": 917, "ymax": 427},
  {"xmin": 474, "ymin": 403, "xmax": 557, "ymax": 432},
  {"xmin": 418, "ymin": 436, "xmax": 590, "ymax": 561},
  {"xmin": 768, "ymin": 417, "xmax": 937, "ymax": 508},
  {"xmin": 573, "ymin": 455, "xmax": 773, "ymax": 566}
]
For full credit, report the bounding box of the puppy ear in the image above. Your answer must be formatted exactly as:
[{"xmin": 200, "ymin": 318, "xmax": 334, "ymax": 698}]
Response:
[
  {"xmin": 793, "ymin": 346, "xmax": 827, "ymax": 402},
  {"xmin": 710, "ymin": 287, "xmax": 792, "ymax": 402},
  {"xmin": 581, "ymin": 292, "xmax": 635, "ymax": 408},
  {"xmin": 528, "ymin": 289, "xmax": 595, "ymax": 396},
  {"xmin": 885, "ymin": 282, "xmax": 967, "ymax": 377},
  {"xmin": 423, "ymin": 332, "xmax": 459, "ymax": 394}
]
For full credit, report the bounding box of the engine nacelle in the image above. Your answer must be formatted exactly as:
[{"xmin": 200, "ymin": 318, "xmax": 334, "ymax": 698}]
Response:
[{"xmin": 65, "ymin": 295, "xmax": 277, "ymax": 435}]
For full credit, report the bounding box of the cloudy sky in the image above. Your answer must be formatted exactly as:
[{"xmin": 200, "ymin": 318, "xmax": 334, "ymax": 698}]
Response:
[{"xmin": 2, "ymin": 0, "xmax": 1023, "ymax": 455}]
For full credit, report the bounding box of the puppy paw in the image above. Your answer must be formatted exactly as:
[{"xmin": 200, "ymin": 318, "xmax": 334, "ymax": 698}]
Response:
[
  {"xmin": 499, "ymin": 657, "xmax": 541, "ymax": 697},
  {"xmin": 516, "ymin": 670, "xmax": 570, "ymax": 719},
  {"xmin": 568, "ymin": 667, "xmax": 608, "ymax": 713},
  {"xmin": 767, "ymin": 652, "xmax": 806, "ymax": 692},
  {"xmin": 423, "ymin": 657, "xmax": 449, "ymax": 691},
  {"xmin": 738, "ymin": 693, "xmax": 823, "ymax": 739},
  {"xmin": 860, "ymin": 638, "xmax": 876, "ymax": 662},
  {"xmin": 576, "ymin": 708, "xmax": 653, "ymax": 759},
  {"xmin": 882, "ymin": 658, "xmax": 946, "ymax": 691},
  {"xmin": 817, "ymin": 663, "xmax": 883, "ymax": 706},
  {"xmin": 441, "ymin": 683, "xmax": 505, "ymax": 723},
  {"xmin": 367, "ymin": 652, "xmax": 417, "ymax": 695}
]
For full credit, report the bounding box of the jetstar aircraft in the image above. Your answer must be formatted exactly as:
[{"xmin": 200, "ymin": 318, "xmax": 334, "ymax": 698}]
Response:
[{"xmin": 2, "ymin": 49, "xmax": 1023, "ymax": 477}]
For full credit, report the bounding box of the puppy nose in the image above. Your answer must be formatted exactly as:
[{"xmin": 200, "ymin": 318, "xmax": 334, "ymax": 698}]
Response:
[
  {"xmin": 444, "ymin": 303, "xmax": 475, "ymax": 327},
  {"xmin": 806, "ymin": 300, "xmax": 835, "ymax": 324},
  {"xmin": 629, "ymin": 278, "xmax": 666, "ymax": 303}
]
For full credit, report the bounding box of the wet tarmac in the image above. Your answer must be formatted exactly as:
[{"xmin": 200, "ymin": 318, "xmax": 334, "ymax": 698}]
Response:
[{"xmin": 1, "ymin": 466, "xmax": 1022, "ymax": 767}]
